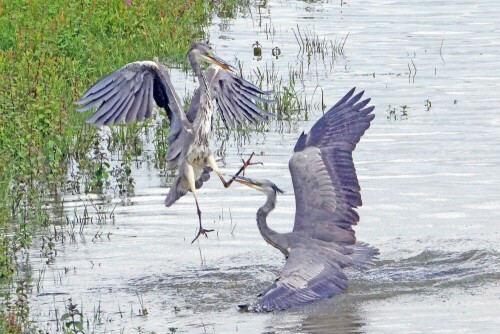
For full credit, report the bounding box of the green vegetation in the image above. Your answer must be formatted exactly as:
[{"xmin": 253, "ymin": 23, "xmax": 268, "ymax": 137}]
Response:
[
  {"xmin": 61, "ymin": 300, "xmax": 84, "ymax": 333},
  {"xmin": 0, "ymin": 0, "xmax": 236, "ymax": 331}
]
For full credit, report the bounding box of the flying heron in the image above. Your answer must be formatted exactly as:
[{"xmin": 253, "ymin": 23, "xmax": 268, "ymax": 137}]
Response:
[
  {"xmin": 233, "ymin": 88, "xmax": 379, "ymax": 311},
  {"xmin": 75, "ymin": 42, "xmax": 274, "ymax": 242}
]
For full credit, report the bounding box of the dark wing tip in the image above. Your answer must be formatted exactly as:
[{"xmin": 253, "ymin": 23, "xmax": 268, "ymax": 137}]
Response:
[
  {"xmin": 306, "ymin": 87, "xmax": 375, "ymax": 147},
  {"xmin": 293, "ymin": 131, "xmax": 307, "ymax": 152},
  {"xmin": 329, "ymin": 87, "xmax": 356, "ymax": 111},
  {"xmin": 363, "ymin": 105, "xmax": 376, "ymax": 116}
]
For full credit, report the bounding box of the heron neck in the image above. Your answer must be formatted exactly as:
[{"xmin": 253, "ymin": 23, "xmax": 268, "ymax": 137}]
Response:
[
  {"xmin": 257, "ymin": 192, "xmax": 287, "ymax": 256},
  {"xmin": 188, "ymin": 55, "xmax": 212, "ymax": 137},
  {"xmin": 188, "ymin": 55, "xmax": 207, "ymax": 92}
]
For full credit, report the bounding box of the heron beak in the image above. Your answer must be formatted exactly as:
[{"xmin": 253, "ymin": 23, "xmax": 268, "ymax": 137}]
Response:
[
  {"xmin": 232, "ymin": 175, "xmax": 263, "ymax": 191},
  {"xmin": 204, "ymin": 53, "xmax": 237, "ymax": 73}
]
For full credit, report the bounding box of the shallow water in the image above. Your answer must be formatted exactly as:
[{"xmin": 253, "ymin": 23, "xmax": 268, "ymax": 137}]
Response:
[{"xmin": 27, "ymin": 0, "xmax": 500, "ymax": 333}]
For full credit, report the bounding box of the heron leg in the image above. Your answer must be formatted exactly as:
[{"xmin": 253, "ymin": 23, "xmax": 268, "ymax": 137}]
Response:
[
  {"xmin": 185, "ymin": 164, "xmax": 213, "ymax": 244},
  {"xmin": 207, "ymin": 152, "xmax": 261, "ymax": 188}
]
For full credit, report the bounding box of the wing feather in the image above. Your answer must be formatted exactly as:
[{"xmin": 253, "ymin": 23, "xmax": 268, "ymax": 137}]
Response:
[
  {"xmin": 214, "ymin": 87, "xmax": 238, "ymax": 127},
  {"xmin": 255, "ymin": 240, "xmax": 379, "ymax": 311},
  {"xmin": 205, "ymin": 66, "xmax": 275, "ymax": 127},
  {"xmin": 75, "ymin": 61, "xmax": 184, "ymax": 143},
  {"xmin": 106, "ymin": 92, "xmax": 135, "ymax": 125},
  {"xmin": 84, "ymin": 84, "xmax": 129, "ymax": 125},
  {"xmin": 75, "ymin": 78, "xmax": 126, "ymax": 111},
  {"xmin": 125, "ymin": 79, "xmax": 147, "ymax": 123},
  {"xmin": 138, "ymin": 77, "xmax": 153, "ymax": 122},
  {"xmin": 289, "ymin": 88, "xmax": 375, "ymax": 245},
  {"xmin": 257, "ymin": 247, "xmax": 349, "ymax": 311}
]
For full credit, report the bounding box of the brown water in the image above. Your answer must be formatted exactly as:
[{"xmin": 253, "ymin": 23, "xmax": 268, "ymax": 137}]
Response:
[{"xmin": 27, "ymin": 0, "xmax": 500, "ymax": 333}]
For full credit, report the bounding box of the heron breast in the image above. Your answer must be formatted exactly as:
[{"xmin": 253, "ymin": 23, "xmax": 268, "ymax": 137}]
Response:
[{"xmin": 186, "ymin": 147, "xmax": 208, "ymax": 166}]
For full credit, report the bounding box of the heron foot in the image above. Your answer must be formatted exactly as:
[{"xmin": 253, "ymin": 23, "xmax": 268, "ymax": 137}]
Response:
[
  {"xmin": 240, "ymin": 154, "xmax": 263, "ymax": 176},
  {"xmin": 219, "ymin": 152, "xmax": 262, "ymax": 188},
  {"xmin": 191, "ymin": 227, "xmax": 214, "ymax": 244}
]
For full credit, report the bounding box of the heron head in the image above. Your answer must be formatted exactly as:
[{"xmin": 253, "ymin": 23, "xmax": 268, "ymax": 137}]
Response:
[
  {"xmin": 232, "ymin": 175, "xmax": 284, "ymax": 195},
  {"xmin": 188, "ymin": 42, "xmax": 237, "ymax": 73}
]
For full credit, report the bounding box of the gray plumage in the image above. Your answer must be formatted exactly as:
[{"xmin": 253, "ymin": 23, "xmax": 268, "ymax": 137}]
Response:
[
  {"xmin": 75, "ymin": 42, "xmax": 275, "ymax": 241},
  {"xmin": 234, "ymin": 88, "xmax": 378, "ymax": 311}
]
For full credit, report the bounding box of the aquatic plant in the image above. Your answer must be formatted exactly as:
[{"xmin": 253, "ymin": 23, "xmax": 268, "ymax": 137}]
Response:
[
  {"xmin": 61, "ymin": 299, "xmax": 84, "ymax": 333},
  {"xmin": 293, "ymin": 25, "xmax": 349, "ymax": 59},
  {"xmin": 386, "ymin": 104, "xmax": 412, "ymax": 121}
]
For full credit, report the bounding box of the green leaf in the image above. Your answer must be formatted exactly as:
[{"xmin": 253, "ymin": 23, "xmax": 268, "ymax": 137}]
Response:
[
  {"xmin": 61, "ymin": 313, "xmax": 70, "ymax": 321},
  {"xmin": 74, "ymin": 321, "xmax": 84, "ymax": 331}
]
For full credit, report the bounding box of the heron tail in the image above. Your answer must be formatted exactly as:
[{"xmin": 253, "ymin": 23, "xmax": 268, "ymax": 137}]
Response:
[{"xmin": 194, "ymin": 166, "xmax": 212, "ymax": 189}]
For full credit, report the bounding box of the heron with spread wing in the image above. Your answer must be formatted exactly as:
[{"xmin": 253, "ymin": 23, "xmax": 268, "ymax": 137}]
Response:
[
  {"xmin": 234, "ymin": 88, "xmax": 378, "ymax": 311},
  {"xmin": 75, "ymin": 42, "xmax": 274, "ymax": 242}
]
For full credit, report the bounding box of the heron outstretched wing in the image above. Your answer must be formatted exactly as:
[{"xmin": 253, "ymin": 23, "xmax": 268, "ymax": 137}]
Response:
[
  {"xmin": 186, "ymin": 66, "xmax": 274, "ymax": 127},
  {"xmin": 74, "ymin": 61, "xmax": 184, "ymax": 142},
  {"xmin": 256, "ymin": 246, "xmax": 348, "ymax": 311},
  {"xmin": 288, "ymin": 88, "xmax": 375, "ymax": 245},
  {"xmin": 256, "ymin": 240, "xmax": 378, "ymax": 311}
]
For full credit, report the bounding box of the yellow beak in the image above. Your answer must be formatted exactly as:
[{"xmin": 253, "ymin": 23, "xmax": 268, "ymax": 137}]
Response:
[
  {"xmin": 204, "ymin": 54, "xmax": 237, "ymax": 73},
  {"xmin": 232, "ymin": 176, "xmax": 263, "ymax": 191}
]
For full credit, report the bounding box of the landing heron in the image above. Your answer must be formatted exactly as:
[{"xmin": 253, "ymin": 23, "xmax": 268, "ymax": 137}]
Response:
[
  {"xmin": 234, "ymin": 88, "xmax": 379, "ymax": 311},
  {"xmin": 75, "ymin": 42, "xmax": 274, "ymax": 242}
]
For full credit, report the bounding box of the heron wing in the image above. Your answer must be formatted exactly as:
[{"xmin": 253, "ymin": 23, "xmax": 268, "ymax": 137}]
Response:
[
  {"xmin": 75, "ymin": 61, "xmax": 185, "ymax": 141},
  {"xmin": 289, "ymin": 88, "xmax": 375, "ymax": 245},
  {"xmin": 204, "ymin": 66, "xmax": 275, "ymax": 127},
  {"xmin": 256, "ymin": 246, "xmax": 348, "ymax": 311}
]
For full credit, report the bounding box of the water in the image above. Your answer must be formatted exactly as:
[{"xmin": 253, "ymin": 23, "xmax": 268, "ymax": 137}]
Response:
[{"xmin": 26, "ymin": 0, "xmax": 500, "ymax": 332}]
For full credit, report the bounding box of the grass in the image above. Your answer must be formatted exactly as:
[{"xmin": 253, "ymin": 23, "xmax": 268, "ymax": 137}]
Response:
[
  {"xmin": 0, "ymin": 0, "xmax": 237, "ymax": 332},
  {"xmin": 292, "ymin": 24, "xmax": 349, "ymax": 59}
]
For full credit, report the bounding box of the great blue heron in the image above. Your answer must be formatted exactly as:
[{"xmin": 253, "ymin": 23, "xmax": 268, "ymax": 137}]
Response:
[
  {"xmin": 75, "ymin": 42, "xmax": 274, "ymax": 242},
  {"xmin": 233, "ymin": 88, "xmax": 379, "ymax": 311}
]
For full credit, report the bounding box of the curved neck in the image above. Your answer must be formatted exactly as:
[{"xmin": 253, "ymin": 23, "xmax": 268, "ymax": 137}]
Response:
[
  {"xmin": 187, "ymin": 53, "xmax": 212, "ymax": 136},
  {"xmin": 188, "ymin": 53, "xmax": 205, "ymax": 87},
  {"xmin": 257, "ymin": 192, "xmax": 288, "ymax": 256}
]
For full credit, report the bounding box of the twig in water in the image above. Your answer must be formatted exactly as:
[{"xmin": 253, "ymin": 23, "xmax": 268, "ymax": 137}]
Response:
[
  {"xmin": 341, "ymin": 31, "xmax": 350, "ymax": 54},
  {"xmin": 110, "ymin": 202, "xmax": 119, "ymax": 219},
  {"xmin": 411, "ymin": 59, "xmax": 417, "ymax": 82},
  {"xmin": 439, "ymin": 38, "xmax": 445, "ymax": 63},
  {"xmin": 135, "ymin": 292, "xmax": 148, "ymax": 316},
  {"xmin": 198, "ymin": 243, "xmax": 205, "ymax": 266},
  {"xmin": 292, "ymin": 28, "xmax": 301, "ymax": 50}
]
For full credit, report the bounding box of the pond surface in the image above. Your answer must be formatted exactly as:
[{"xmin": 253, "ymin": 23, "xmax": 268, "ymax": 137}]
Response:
[{"xmin": 27, "ymin": 0, "xmax": 500, "ymax": 333}]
